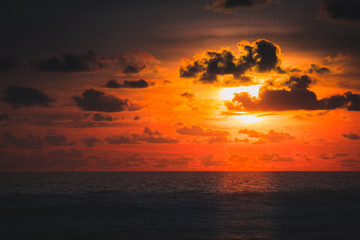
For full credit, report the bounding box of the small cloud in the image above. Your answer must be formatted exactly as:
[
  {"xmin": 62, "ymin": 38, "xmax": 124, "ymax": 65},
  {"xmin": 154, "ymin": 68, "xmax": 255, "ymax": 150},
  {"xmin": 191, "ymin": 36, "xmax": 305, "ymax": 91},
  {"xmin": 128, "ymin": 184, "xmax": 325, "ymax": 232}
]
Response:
[
  {"xmin": 342, "ymin": 132, "xmax": 360, "ymax": 140},
  {"xmin": 238, "ymin": 129, "xmax": 295, "ymax": 143},
  {"xmin": 82, "ymin": 135, "xmax": 103, "ymax": 147},
  {"xmin": 105, "ymin": 79, "xmax": 149, "ymax": 88},
  {"xmin": 33, "ymin": 50, "xmax": 104, "ymax": 72},
  {"xmin": 44, "ymin": 129, "xmax": 75, "ymax": 146},
  {"xmin": 176, "ymin": 125, "xmax": 229, "ymax": 136},
  {"xmin": 92, "ymin": 113, "xmax": 114, "ymax": 121},
  {"xmin": 3, "ymin": 86, "xmax": 55, "ymax": 108},
  {"xmin": 0, "ymin": 57, "xmax": 18, "ymax": 72},
  {"xmin": 258, "ymin": 153, "xmax": 295, "ymax": 162},
  {"xmin": 205, "ymin": 0, "xmax": 276, "ymax": 13},
  {"xmin": 180, "ymin": 92, "xmax": 195, "ymax": 101},
  {"xmin": 2, "ymin": 132, "xmax": 43, "ymax": 149},
  {"xmin": 72, "ymin": 88, "xmax": 141, "ymax": 112}
]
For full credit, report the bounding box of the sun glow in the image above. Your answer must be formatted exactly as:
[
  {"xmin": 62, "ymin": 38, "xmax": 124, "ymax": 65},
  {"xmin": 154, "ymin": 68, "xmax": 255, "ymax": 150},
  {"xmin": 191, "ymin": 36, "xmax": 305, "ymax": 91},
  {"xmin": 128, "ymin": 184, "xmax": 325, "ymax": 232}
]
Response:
[
  {"xmin": 234, "ymin": 114, "xmax": 265, "ymax": 124},
  {"xmin": 220, "ymin": 85, "xmax": 261, "ymax": 101}
]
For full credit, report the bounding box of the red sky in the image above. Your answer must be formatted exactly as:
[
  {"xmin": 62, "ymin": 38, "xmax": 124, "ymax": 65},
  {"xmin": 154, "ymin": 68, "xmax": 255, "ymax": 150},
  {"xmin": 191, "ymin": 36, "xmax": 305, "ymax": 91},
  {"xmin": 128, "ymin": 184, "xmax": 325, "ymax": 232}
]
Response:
[{"xmin": 1, "ymin": 0, "xmax": 360, "ymax": 171}]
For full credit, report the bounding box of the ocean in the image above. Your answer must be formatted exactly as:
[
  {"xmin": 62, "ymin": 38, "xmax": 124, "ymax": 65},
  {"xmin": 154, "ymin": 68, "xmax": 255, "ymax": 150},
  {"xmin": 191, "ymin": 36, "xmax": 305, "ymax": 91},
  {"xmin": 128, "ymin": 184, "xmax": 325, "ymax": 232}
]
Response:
[{"xmin": 1, "ymin": 172, "xmax": 360, "ymax": 240}]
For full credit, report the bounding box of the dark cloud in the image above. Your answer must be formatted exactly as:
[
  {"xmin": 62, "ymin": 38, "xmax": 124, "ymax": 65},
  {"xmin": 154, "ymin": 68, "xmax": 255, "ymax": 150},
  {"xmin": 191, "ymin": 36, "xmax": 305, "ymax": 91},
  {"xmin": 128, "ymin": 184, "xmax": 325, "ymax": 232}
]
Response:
[
  {"xmin": 105, "ymin": 127, "xmax": 178, "ymax": 144},
  {"xmin": 258, "ymin": 153, "xmax": 295, "ymax": 162},
  {"xmin": 3, "ymin": 86, "xmax": 55, "ymax": 108},
  {"xmin": 0, "ymin": 57, "xmax": 18, "ymax": 72},
  {"xmin": 92, "ymin": 113, "xmax": 114, "ymax": 121},
  {"xmin": 44, "ymin": 129, "xmax": 75, "ymax": 146},
  {"xmin": 82, "ymin": 135, "xmax": 103, "ymax": 147},
  {"xmin": 319, "ymin": 0, "xmax": 360, "ymax": 25},
  {"xmin": 226, "ymin": 75, "xmax": 360, "ymax": 112},
  {"xmin": 33, "ymin": 50, "xmax": 104, "ymax": 72},
  {"xmin": 2, "ymin": 132, "xmax": 43, "ymax": 149},
  {"xmin": 205, "ymin": 0, "xmax": 274, "ymax": 13},
  {"xmin": 308, "ymin": 63, "xmax": 331, "ymax": 74},
  {"xmin": 122, "ymin": 64, "xmax": 145, "ymax": 74},
  {"xmin": 180, "ymin": 92, "xmax": 195, "ymax": 101},
  {"xmin": 180, "ymin": 39, "xmax": 280, "ymax": 83},
  {"xmin": 176, "ymin": 125, "xmax": 229, "ymax": 136},
  {"xmin": 105, "ymin": 79, "xmax": 149, "ymax": 88},
  {"xmin": 342, "ymin": 132, "xmax": 360, "ymax": 140},
  {"xmin": 238, "ymin": 129, "xmax": 295, "ymax": 143},
  {"xmin": 133, "ymin": 116, "xmax": 141, "ymax": 120},
  {"xmin": 0, "ymin": 148, "xmax": 86, "ymax": 170},
  {"xmin": 72, "ymin": 88, "xmax": 141, "ymax": 112}
]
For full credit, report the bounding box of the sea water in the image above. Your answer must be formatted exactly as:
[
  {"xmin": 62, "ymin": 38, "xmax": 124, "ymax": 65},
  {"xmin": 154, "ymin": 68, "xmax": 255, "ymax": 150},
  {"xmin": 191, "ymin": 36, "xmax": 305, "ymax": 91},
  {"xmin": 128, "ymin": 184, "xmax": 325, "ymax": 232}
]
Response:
[{"xmin": 1, "ymin": 172, "xmax": 360, "ymax": 240}]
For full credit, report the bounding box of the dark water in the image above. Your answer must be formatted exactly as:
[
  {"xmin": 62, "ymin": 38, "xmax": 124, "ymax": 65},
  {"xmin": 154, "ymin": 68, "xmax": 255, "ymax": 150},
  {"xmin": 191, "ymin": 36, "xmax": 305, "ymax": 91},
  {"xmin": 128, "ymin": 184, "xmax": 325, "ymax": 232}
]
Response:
[{"xmin": 1, "ymin": 172, "xmax": 360, "ymax": 240}]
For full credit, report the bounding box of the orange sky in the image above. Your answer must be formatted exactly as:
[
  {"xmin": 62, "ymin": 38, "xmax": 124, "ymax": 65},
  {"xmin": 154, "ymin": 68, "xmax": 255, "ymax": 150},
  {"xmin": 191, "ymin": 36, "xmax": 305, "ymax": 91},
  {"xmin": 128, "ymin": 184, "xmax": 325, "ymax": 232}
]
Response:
[{"xmin": 1, "ymin": 0, "xmax": 360, "ymax": 171}]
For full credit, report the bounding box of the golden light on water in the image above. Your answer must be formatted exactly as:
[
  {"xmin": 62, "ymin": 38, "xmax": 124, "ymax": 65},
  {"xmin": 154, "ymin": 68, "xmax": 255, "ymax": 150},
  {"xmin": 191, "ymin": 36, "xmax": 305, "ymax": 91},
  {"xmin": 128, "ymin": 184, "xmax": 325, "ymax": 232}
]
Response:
[{"xmin": 220, "ymin": 85, "xmax": 260, "ymax": 101}]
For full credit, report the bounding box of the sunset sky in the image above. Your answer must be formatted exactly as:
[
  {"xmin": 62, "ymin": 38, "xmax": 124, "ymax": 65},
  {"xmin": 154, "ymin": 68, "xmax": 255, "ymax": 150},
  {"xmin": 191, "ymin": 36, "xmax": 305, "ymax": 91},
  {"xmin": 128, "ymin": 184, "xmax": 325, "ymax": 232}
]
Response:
[{"xmin": 1, "ymin": 0, "xmax": 360, "ymax": 171}]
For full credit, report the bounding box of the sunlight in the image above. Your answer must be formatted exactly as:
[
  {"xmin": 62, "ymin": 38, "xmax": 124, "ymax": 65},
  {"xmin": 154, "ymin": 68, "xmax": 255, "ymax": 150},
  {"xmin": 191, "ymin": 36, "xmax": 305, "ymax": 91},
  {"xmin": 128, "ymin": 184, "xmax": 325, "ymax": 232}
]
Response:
[
  {"xmin": 234, "ymin": 114, "xmax": 265, "ymax": 124},
  {"xmin": 220, "ymin": 85, "xmax": 260, "ymax": 101}
]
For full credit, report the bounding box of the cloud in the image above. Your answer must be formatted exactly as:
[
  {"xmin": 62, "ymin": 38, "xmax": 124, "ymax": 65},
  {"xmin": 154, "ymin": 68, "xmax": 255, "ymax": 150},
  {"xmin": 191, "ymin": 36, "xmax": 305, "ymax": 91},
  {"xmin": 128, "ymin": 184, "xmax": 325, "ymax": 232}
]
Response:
[
  {"xmin": 319, "ymin": 0, "xmax": 360, "ymax": 25},
  {"xmin": 44, "ymin": 129, "xmax": 75, "ymax": 146},
  {"xmin": 201, "ymin": 155, "xmax": 228, "ymax": 166},
  {"xmin": 72, "ymin": 88, "xmax": 141, "ymax": 112},
  {"xmin": 205, "ymin": 0, "xmax": 275, "ymax": 13},
  {"xmin": 0, "ymin": 148, "xmax": 86, "ymax": 170},
  {"xmin": 180, "ymin": 92, "xmax": 195, "ymax": 101},
  {"xmin": 307, "ymin": 63, "xmax": 332, "ymax": 74},
  {"xmin": 82, "ymin": 135, "xmax": 103, "ymax": 147},
  {"xmin": 0, "ymin": 57, "xmax": 18, "ymax": 72},
  {"xmin": 33, "ymin": 50, "xmax": 104, "ymax": 72},
  {"xmin": 2, "ymin": 132, "xmax": 43, "ymax": 149},
  {"xmin": 238, "ymin": 129, "xmax": 295, "ymax": 143},
  {"xmin": 180, "ymin": 39, "xmax": 280, "ymax": 83},
  {"xmin": 226, "ymin": 75, "xmax": 360, "ymax": 111},
  {"xmin": 3, "ymin": 86, "xmax": 55, "ymax": 108},
  {"xmin": 258, "ymin": 153, "xmax": 295, "ymax": 162},
  {"xmin": 122, "ymin": 64, "xmax": 145, "ymax": 74},
  {"xmin": 176, "ymin": 125, "xmax": 229, "ymax": 136},
  {"xmin": 208, "ymin": 136, "xmax": 228, "ymax": 144},
  {"xmin": 92, "ymin": 113, "xmax": 114, "ymax": 121},
  {"xmin": 105, "ymin": 127, "xmax": 178, "ymax": 144},
  {"xmin": 342, "ymin": 132, "xmax": 360, "ymax": 140},
  {"xmin": 105, "ymin": 79, "xmax": 149, "ymax": 88}
]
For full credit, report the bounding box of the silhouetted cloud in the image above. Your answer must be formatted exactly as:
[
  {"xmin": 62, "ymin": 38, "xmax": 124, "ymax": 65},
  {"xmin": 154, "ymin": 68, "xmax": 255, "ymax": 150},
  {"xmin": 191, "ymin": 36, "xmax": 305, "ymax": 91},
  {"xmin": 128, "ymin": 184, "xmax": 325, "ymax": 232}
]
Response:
[
  {"xmin": 0, "ymin": 148, "xmax": 85, "ymax": 170},
  {"xmin": 319, "ymin": 0, "xmax": 360, "ymax": 25},
  {"xmin": 105, "ymin": 127, "xmax": 178, "ymax": 144},
  {"xmin": 3, "ymin": 86, "xmax": 55, "ymax": 108},
  {"xmin": 33, "ymin": 50, "xmax": 104, "ymax": 72},
  {"xmin": 2, "ymin": 132, "xmax": 43, "ymax": 149},
  {"xmin": 342, "ymin": 132, "xmax": 360, "ymax": 140},
  {"xmin": 238, "ymin": 129, "xmax": 295, "ymax": 143},
  {"xmin": 44, "ymin": 129, "xmax": 75, "ymax": 146},
  {"xmin": 258, "ymin": 153, "xmax": 294, "ymax": 162},
  {"xmin": 205, "ymin": 0, "xmax": 275, "ymax": 13},
  {"xmin": 0, "ymin": 57, "xmax": 18, "ymax": 72},
  {"xmin": 307, "ymin": 63, "xmax": 331, "ymax": 74},
  {"xmin": 82, "ymin": 135, "xmax": 103, "ymax": 147},
  {"xmin": 122, "ymin": 64, "xmax": 145, "ymax": 74},
  {"xmin": 180, "ymin": 39, "xmax": 280, "ymax": 83},
  {"xmin": 180, "ymin": 92, "xmax": 195, "ymax": 101},
  {"xmin": 92, "ymin": 113, "xmax": 114, "ymax": 121},
  {"xmin": 72, "ymin": 88, "xmax": 141, "ymax": 112},
  {"xmin": 176, "ymin": 125, "xmax": 229, "ymax": 136},
  {"xmin": 105, "ymin": 79, "xmax": 149, "ymax": 88},
  {"xmin": 226, "ymin": 75, "xmax": 360, "ymax": 111}
]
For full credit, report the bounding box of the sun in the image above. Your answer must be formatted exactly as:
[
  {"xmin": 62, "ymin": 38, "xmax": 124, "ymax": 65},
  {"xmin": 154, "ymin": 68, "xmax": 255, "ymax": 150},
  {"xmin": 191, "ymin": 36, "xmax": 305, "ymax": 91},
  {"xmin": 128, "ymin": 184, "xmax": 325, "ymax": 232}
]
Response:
[{"xmin": 219, "ymin": 85, "xmax": 260, "ymax": 101}]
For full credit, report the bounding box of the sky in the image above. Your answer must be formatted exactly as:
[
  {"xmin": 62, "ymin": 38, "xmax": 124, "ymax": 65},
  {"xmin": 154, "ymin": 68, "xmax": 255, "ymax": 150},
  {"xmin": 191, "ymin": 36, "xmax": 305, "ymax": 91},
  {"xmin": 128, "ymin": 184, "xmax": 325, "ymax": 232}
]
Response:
[{"xmin": 1, "ymin": 0, "xmax": 360, "ymax": 171}]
